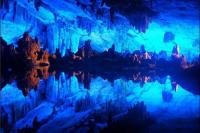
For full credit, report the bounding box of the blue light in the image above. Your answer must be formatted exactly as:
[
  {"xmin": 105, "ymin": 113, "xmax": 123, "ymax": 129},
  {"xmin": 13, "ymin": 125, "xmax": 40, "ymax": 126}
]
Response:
[{"xmin": 1, "ymin": 0, "xmax": 199, "ymax": 61}]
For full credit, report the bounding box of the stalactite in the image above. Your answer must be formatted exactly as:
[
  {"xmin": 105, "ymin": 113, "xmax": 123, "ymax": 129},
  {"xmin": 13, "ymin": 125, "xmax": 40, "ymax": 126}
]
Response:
[{"xmin": 13, "ymin": 1, "xmax": 17, "ymax": 22}]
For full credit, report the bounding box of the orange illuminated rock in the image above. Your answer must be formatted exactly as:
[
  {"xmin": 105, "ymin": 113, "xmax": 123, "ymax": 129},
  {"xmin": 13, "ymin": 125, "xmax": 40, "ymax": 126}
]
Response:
[{"xmin": 17, "ymin": 32, "xmax": 50, "ymax": 66}]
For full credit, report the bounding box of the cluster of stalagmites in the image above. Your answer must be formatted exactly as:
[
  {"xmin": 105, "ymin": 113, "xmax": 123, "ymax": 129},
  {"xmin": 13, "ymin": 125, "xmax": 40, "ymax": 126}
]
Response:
[
  {"xmin": 59, "ymin": 42, "xmax": 189, "ymax": 71},
  {"xmin": 1, "ymin": 32, "xmax": 56, "ymax": 69},
  {"xmin": 1, "ymin": 32, "xmax": 194, "ymax": 71},
  {"xmin": 1, "ymin": 32, "xmax": 198, "ymax": 96},
  {"xmin": 17, "ymin": 32, "xmax": 50, "ymax": 65}
]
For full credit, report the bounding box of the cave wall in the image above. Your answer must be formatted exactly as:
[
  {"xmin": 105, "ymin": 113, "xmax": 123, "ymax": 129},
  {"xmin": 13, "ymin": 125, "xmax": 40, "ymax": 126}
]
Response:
[{"xmin": 1, "ymin": 0, "xmax": 199, "ymax": 61}]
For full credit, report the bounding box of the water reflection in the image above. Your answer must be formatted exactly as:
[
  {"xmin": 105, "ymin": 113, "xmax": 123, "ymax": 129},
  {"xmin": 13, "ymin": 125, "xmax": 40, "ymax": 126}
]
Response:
[
  {"xmin": 0, "ymin": 68, "xmax": 200, "ymax": 132},
  {"xmin": 1, "ymin": 67, "xmax": 182, "ymax": 96},
  {"xmin": 1, "ymin": 66, "xmax": 56, "ymax": 96}
]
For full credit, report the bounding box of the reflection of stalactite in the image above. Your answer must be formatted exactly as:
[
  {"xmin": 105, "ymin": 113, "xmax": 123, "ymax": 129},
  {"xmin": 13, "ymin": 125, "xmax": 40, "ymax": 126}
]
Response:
[
  {"xmin": 102, "ymin": 102, "xmax": 154, "ymax": 133},
  {"xmin": 75, "ymin": 93, "xmax": 92, "ymax": 112}
]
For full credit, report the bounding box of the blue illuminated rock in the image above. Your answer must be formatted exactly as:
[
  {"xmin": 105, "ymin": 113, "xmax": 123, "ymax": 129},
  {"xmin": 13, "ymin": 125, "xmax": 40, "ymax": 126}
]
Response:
[
  {"xmin": 163, "ymin": 32, "xmax": 175, "ymax": 43},
  {"xmin": 0, "ymin": 0, "xmax": 199, "ymax": 61},
  {"xmin": 15, "ymin": 102, "xmax": 54, "ymax": 130}
]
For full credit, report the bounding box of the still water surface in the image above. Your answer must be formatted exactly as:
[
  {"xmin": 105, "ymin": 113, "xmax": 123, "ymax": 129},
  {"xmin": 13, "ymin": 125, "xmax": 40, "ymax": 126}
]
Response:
[{"xmin": 0, "ymin": 71, "xmax": 199, "ymax": 132}]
